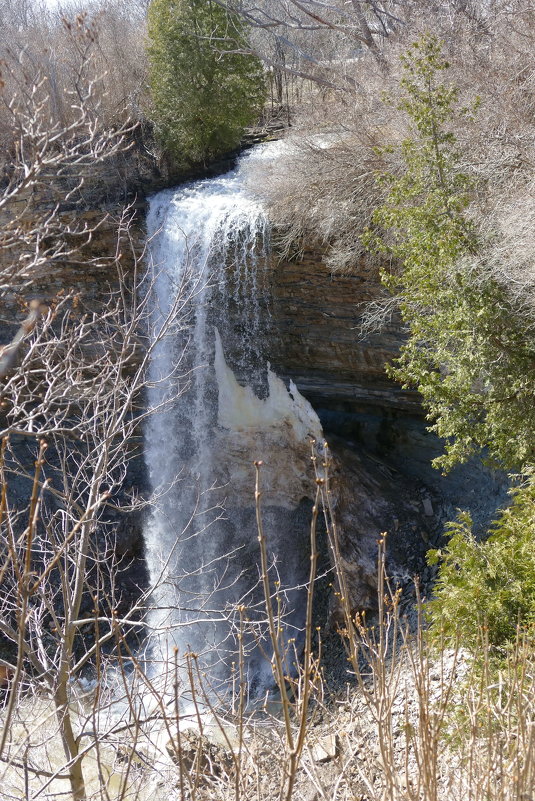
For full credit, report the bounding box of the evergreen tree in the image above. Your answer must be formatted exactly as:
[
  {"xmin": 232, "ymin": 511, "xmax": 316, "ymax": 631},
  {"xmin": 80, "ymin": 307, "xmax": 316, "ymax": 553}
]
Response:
[
  {"xmin": 147, "ymin": 0, "xmax": 265, "ymax": 167},
  {"xmin": 364, "ymin": 36, "xmax": 535, "ymax": 656},
  {"xmin": 364, "ymin": 35, "xmax": 535, "ymax": 472},
  {"xmin": 426, "ymin": 475, "xmax": 535, "ymax": 650}
]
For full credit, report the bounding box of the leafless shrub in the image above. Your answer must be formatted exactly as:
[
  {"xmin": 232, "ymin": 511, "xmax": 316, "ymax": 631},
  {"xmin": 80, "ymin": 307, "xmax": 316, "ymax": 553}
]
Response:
[
  {"xmin": 484, "ymin": 177, "xmax": 535, "ymax": 305},
  {"xmin": 248, "ymin": 1, "xmax": 535, "ymax": 291},
  {"xmin": 0, "ymin": 27, "xmax": 202, "ymax": 799},
  {"xmin": 247, "ymin": 129, "xmax": 391, "ymax": 273},
  {"xmin": 0, "ymin": 1, "xmax": 147, "ymax": 156}
]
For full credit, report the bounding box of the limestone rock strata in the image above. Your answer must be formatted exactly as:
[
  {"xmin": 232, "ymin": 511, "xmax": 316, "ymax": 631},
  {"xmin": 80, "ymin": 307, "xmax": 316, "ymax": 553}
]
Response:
[
  {"xmin": 268, "ymin": 248, "xmax": 420, "ymax": 413},
  {"xmin": 0, "ymin": 206, "xmax": 143, "ymax": 336}
]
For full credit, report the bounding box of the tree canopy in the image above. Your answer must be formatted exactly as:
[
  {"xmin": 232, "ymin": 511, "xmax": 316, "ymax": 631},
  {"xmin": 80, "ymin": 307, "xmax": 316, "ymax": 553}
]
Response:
[
  {"xmin": 147, "ymin": 0, "xmax": 265, "ymax": 167},
  {"xmin": 364, "ymin": 35, "xmax": 535, "ymax": 473}
]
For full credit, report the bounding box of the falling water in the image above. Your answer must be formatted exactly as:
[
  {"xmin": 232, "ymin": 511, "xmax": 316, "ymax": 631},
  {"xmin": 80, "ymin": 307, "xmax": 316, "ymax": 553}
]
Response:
[{"xmin": 143, "ymin": 144, "xmax": 323, "ymax": 695}]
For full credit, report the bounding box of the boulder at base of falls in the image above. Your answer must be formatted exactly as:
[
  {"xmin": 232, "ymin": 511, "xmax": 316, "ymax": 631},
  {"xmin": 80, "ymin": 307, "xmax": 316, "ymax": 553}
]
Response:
[{"xmin": 166, "ymin": 729, "xmax": 233, "ymax": 780}]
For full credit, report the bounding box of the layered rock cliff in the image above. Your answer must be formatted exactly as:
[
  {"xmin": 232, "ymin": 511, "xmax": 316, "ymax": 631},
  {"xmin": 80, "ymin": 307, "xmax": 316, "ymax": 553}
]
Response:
[{"xmin": 268, "ymin": 248, "xmax": 419, "ymax": 414}]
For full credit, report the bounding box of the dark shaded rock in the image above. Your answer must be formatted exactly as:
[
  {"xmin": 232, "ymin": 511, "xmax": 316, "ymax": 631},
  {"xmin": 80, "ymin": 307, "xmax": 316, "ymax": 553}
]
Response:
[{"xmin": 328, "ymin": 436, "xmax": 435, "ymax": 619}]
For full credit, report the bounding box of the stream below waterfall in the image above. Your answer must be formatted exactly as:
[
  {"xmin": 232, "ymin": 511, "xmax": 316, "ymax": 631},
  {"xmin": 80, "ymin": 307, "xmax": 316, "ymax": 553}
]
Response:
[{"xmin": 143, "ymin": 143, "xmax": 323, "ymax": 696}]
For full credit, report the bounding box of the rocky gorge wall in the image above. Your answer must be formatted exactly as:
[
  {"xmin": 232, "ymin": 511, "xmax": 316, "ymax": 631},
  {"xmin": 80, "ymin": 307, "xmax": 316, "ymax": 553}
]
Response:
[
  {"xmin": 0, "ymin": 192, "xmax": 150, "ymax": 633},
  {"xmin": 269, "ymin": 247, "xmax": 420, "ymax": 414},
  {"xmin": 0, "ymin": 150, "xmax": 507, "ymax": 636}
]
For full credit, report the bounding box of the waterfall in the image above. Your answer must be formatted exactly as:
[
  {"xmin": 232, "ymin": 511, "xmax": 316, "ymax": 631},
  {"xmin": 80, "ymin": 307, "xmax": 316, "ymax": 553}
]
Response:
[{"xmin": 144, "ymin": 144, "xmax": 323, "ymax": 696}]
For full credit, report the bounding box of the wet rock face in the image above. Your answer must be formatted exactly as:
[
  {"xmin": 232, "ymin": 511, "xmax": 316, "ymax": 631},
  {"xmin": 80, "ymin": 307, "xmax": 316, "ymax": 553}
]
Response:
[
  {"xmin": 328, "ymin": 437, "xmax": 439, "ymax": 618},
  {"xmin": 267, "ymin": 249, "xmax": 421, "ymax": 415},
  {"xmin": 213, "ymin": 333, "xmax": 438, "ymax": 624},
  {"xmin": 253, "ymin": 246, "xmax": 435, "ymax": 620}
]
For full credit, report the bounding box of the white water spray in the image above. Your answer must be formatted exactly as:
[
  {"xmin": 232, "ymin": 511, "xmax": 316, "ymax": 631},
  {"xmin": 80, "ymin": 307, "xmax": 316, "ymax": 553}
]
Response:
[{"xmin": 144, "ymin": 144, "xmax": 323, "ymax": 694}]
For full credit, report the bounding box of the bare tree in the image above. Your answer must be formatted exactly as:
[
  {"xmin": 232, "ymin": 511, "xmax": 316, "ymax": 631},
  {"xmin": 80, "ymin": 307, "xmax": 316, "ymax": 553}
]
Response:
[
  {"xmin": 218, "ymin": 0, "xmax": 525, "ymax": 98},
  {"xmin": 0, "ymin": 23, "xmax": 202, "ymax": 800},
  {"xmin": 0, "ymin": 1, "xmax": 148, "ymax": 144}
]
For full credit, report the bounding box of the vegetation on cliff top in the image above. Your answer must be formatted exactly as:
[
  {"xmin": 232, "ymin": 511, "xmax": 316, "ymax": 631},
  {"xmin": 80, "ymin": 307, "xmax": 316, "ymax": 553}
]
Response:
[
  {"xmin": 364, "ymin": 34, "xmax": 535, "ymax": 474},
  {"xmin": 147, "ymin": 0, "xmax": 265, "ymax": 167}
]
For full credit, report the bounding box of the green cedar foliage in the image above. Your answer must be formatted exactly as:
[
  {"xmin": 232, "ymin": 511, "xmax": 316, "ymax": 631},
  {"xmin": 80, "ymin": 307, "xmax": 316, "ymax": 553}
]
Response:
[
  {"xmin": 427, "ymin": 475, "xmax": 535, "ymax": 650},
  {"xmin": 363, "ymin": 34, "xmax": 535, "ymax": 472},
  {"xmin": 147, "ymin": 0, "xmax": 265, "ymax": 167},
  {"xmin": 365, "ymin": 36, "xmax": 535, "ymax": 655}
]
